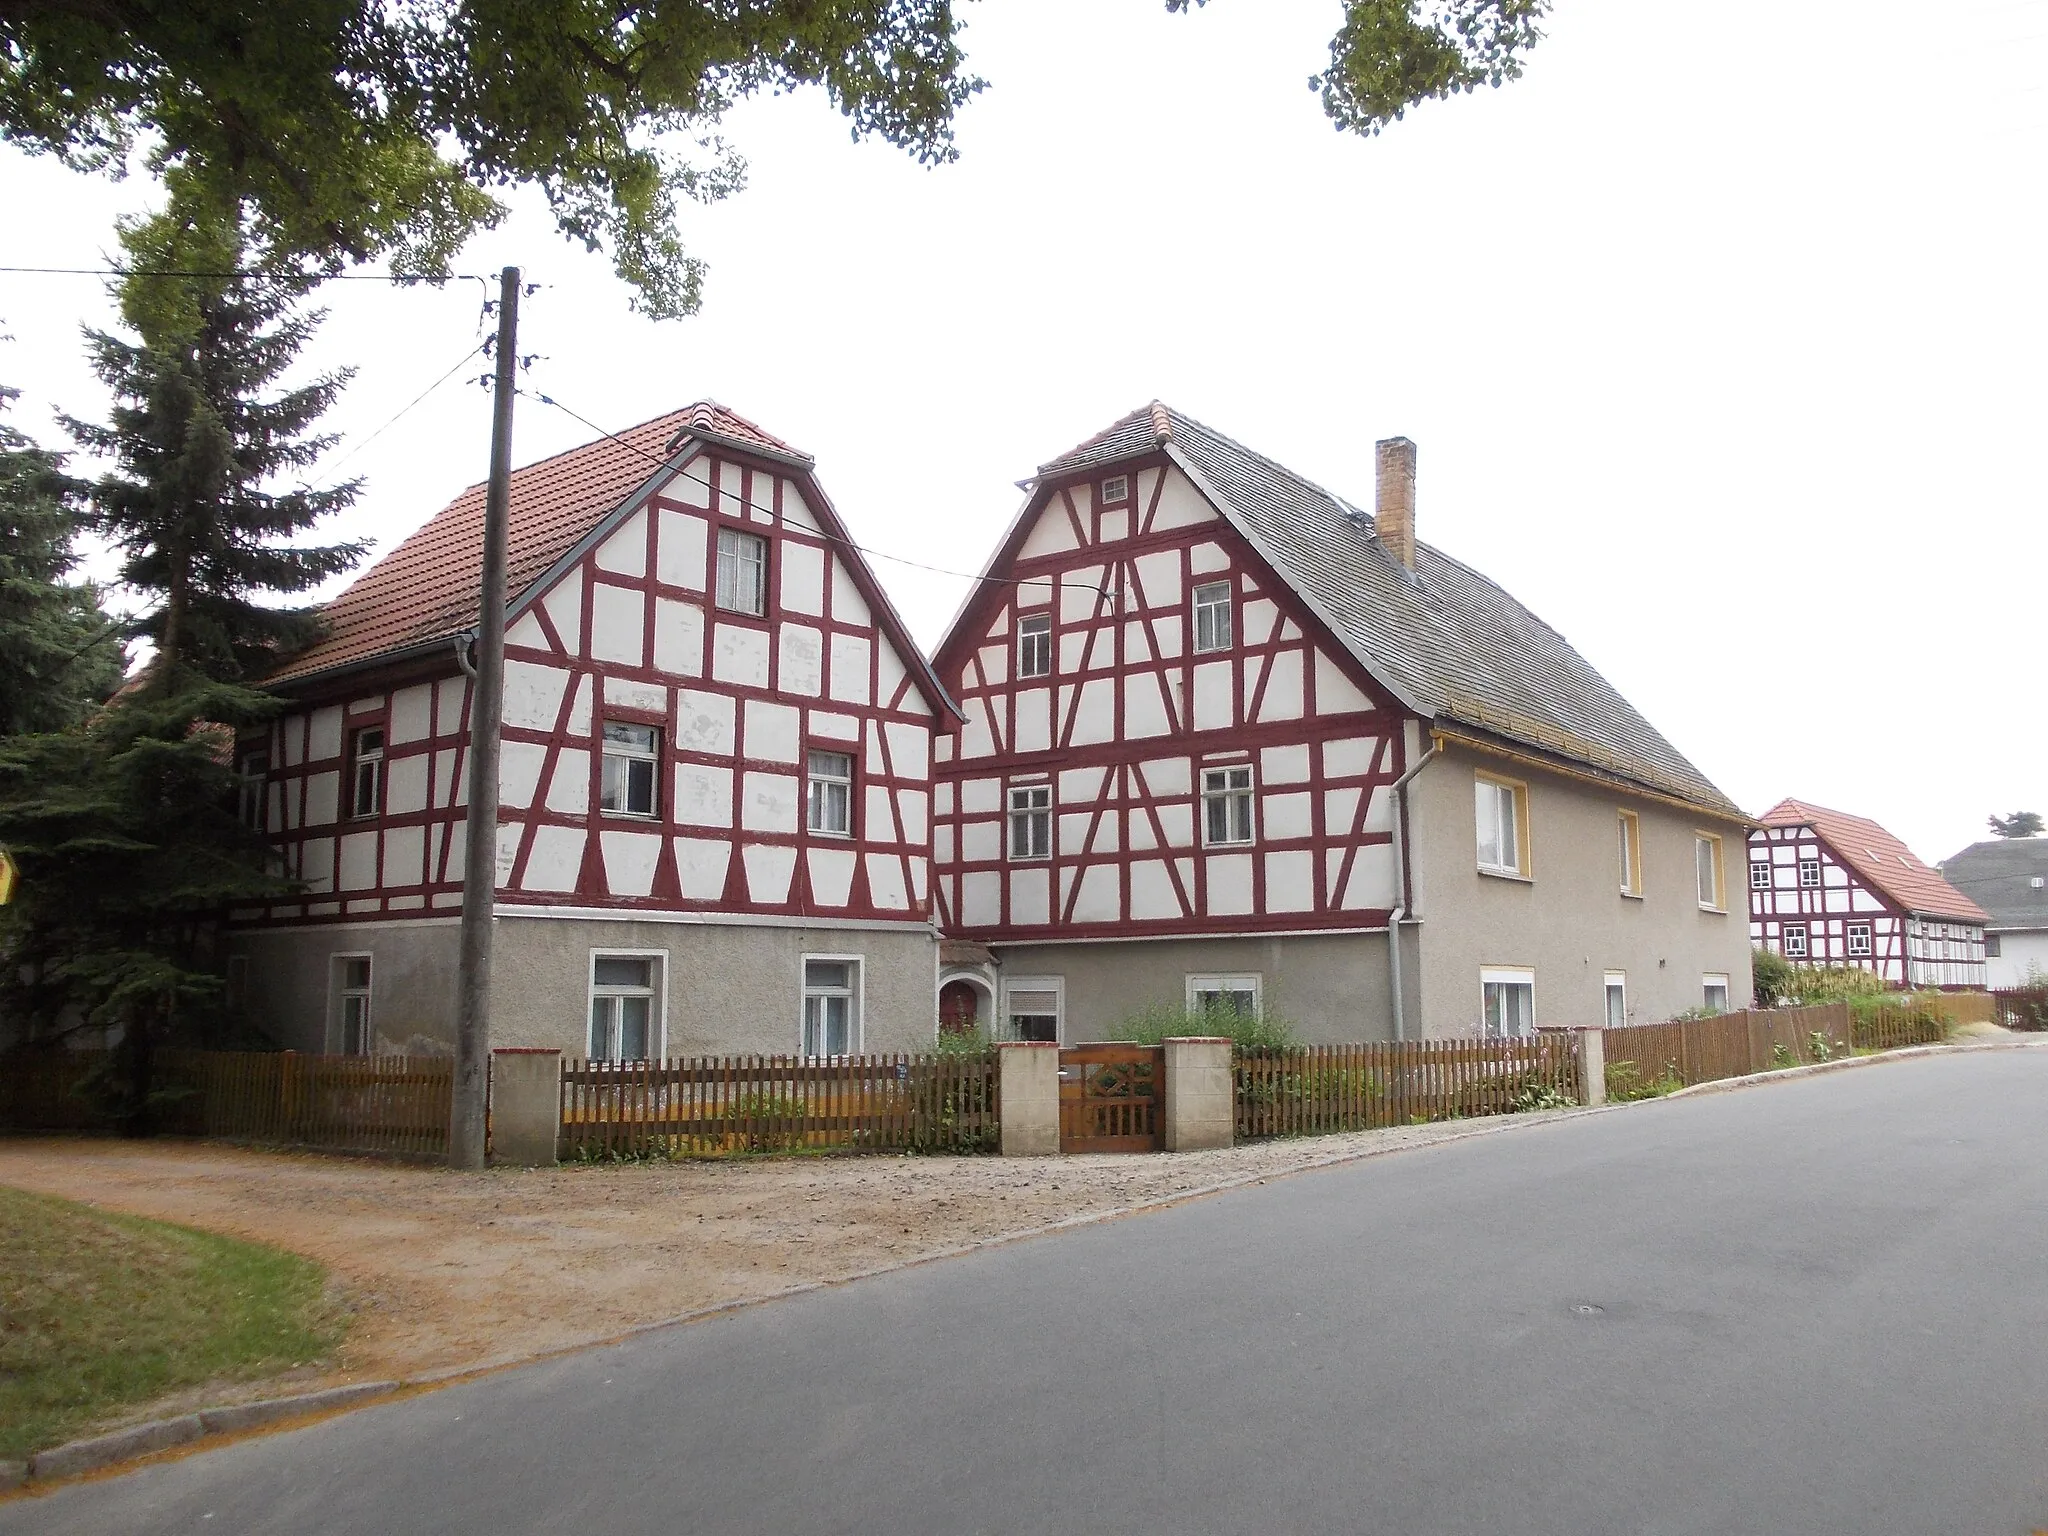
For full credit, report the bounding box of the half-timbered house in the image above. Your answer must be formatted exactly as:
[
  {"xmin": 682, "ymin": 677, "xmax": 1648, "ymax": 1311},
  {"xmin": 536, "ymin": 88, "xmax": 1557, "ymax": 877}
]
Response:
[
  {"xmin": 229, "ymin": 404, "xmax": 956, "ymax": 1059},
  {"xmin": 929, "ymin": 405, "xmax": 1753, "ymax": 1042},
  {"xmin": 1749, "ymin": 800, "xmax": 1988, "ymax": 988}
]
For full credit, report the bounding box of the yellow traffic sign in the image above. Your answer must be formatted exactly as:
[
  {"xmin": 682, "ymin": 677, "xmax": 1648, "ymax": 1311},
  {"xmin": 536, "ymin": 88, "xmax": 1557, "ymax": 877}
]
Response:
[{"xmin": 0, "ymin": 848, "xmax": 16, "ymax": 906}]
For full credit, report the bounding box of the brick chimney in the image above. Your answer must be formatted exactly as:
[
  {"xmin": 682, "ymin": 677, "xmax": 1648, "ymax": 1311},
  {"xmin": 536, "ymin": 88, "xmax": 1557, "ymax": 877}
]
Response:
[{"xmin": 1375, "ymin": 437, "xmax": 1417, "ymax": 569}]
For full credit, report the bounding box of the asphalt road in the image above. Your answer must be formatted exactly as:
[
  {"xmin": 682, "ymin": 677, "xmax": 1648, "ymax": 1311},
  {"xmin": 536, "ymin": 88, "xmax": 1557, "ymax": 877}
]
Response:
[{"xmin": 8, "ymin": 1049, "xmax": 2047, "ymax": 1536}]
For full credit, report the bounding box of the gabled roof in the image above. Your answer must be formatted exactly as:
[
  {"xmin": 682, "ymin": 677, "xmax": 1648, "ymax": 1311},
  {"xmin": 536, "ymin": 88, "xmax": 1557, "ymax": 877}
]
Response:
[
  {"xmin": 1025, "ymin": 402, "xmax": 1740, "ymax": 817},
  {"xmin": 1760, "ymin": 799, "xmax": 1990, "ymax": 923},
  {"xmin": 265, "ymin": 403, "xmax": 954, "ymax": 717},
  {"xmin": 1938, "ymin": 838, "xmax": 2048, "ymax": 931}
]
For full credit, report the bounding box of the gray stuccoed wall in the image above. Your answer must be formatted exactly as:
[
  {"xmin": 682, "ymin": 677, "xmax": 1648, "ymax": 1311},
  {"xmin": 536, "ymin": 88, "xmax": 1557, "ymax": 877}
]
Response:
[
  {"xmin": 228, "ymin": 916, "xmax": 940, "ymax": 1057},
  {"xmin": 989, "ymin": 932, "xmax": 1395, "ymax": 1043},
  {"xmin": 1407, "ymin": 742, "xmax": 1754, "ymax": 1035}
]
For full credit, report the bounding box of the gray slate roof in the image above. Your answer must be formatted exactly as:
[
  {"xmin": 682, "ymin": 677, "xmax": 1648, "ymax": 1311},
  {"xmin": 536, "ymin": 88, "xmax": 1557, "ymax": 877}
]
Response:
[
  {"xmin": 1938, "ymin": 839, "xmax": 2048, "ymax": 930},
  {"xmin": 1039, "ymin": 404, "xmax": 1742, "ymax": 816}
]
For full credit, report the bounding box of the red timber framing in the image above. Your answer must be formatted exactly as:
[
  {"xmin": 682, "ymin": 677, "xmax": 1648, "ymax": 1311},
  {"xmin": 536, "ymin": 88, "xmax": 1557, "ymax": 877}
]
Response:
[
  {"xmin": 1747, "ymin": 824, "xmax": 1987, "ymax": 988},
  {"xmin": 930, "ymin": 454, "xmax": 1414, "ymax": 943},
  {"xmin": 236, "ymin": 425, "xmax": 953, "ymax": 929}
]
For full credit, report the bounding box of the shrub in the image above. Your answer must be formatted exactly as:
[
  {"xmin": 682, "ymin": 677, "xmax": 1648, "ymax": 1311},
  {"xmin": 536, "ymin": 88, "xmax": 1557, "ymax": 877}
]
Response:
[
  {"xmin": 1107, "ymin": 997, "xmax": 1295, "ymax": 1053},
  {"xmin": 1753, "ymin": 946, "xmax": 1794, "ymax": 1007},
  {"xmin": 1770, "ymin": 1042, "xmax": 1796, "ymax": 1069},
  {"xmin": 1782, "ymin": 964, "xmax": 1890, "ymax": 1005},
  {"xmin": 930, "ymin": 1026, "xmax": 994, "ymax": 1057},
  {"xmin": 1606, "ymin": 1058, "xmax": 1683, "ymax": 1102},
  {"xmin": 1507, "ymin": 1076, "xmax": 1578, "ymax": 1112}
]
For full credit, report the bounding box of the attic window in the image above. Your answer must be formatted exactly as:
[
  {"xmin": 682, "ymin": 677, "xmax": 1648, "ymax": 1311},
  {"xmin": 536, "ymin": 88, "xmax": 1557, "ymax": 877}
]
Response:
[
  {"xmin": 1100, "ymin": 475, "xmax": 1129, "ymax": 504},
  {"xmin": 2032, "ymin": 877, "xmax": 2045, "ymax": 890}
]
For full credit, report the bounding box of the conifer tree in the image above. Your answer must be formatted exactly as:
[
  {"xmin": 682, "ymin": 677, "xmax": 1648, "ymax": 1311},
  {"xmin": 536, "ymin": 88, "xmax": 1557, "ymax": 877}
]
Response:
[
  {"xmin": 0, "ymin": 385, "xmax": 122, "ymax": 734},
  {"xmin": 62, "ymin": 212, "xmax": 367, "ymax": 692},
  {"xmin": 0, "ymin": 213, "xmax": 365, "ymax": 1127}
]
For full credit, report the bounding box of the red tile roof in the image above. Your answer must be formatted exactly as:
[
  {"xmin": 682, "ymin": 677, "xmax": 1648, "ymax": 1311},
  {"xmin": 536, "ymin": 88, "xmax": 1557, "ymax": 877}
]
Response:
[
  {"xmin": 266, "ymin": 404, "xmax": 808, "ymax": 687},
  {"xmin": 1760, "ymin": 799, "xmax": 1990, "ymax": 923}
]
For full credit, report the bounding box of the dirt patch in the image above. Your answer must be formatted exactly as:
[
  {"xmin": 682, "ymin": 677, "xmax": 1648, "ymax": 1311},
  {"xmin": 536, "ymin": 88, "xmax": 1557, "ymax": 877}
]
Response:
[{"xmin": 0, "ymin": 1116, "xmax": 1568, "ymax": 1416}]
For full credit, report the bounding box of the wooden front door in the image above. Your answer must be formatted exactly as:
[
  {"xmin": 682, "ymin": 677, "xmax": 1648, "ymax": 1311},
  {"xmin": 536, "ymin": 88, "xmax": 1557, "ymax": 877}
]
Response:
[{"xmin": 1058, "ymin": 1043, "xmax": 1163, "ymax": 1152}]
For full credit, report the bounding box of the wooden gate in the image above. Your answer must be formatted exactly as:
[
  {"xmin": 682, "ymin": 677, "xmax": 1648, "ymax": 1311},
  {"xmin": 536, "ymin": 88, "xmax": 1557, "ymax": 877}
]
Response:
[{"xmin": 1058, "ymin": 1043, "xmax": 1163, "ymax": 1152}]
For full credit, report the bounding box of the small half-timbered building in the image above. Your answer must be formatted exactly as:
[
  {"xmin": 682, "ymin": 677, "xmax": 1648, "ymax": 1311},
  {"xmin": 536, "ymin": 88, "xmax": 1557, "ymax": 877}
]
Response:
[
  {"xmin": 930, "ymin": 404, "xmax": 1753, "ymax": 1042},
  {"xmin": 229, "ymin": 404, "xmax": 956, "ymax": 1059},
  {"xmin": 1749, "ymin": 800, "xmax": 1988, "ymax": 988}
]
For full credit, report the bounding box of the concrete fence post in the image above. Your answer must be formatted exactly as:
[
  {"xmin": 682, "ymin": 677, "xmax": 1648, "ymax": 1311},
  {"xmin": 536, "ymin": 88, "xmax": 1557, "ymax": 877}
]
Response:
[
  {"xmin": 1576, "ymin": 1028, "xmax": 1606, "ymax": 1108},
  {"xmin": 998, "ymin": 1042, "xmax": 1061, "ymax": 1156},
  {"xmin": 1162, "ymin": 1037, "xmax": 1235, "ymax": 1151},
  {"xmin": 489, "ymin": 1048, "xmax": 561, "ymax": 1166}
]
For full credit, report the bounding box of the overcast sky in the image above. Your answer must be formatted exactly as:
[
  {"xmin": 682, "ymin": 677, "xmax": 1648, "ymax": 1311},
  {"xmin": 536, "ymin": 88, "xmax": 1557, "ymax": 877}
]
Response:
[{"xmin": 2, "ymin": 0, "xmax": 2042, "ymax": 865}]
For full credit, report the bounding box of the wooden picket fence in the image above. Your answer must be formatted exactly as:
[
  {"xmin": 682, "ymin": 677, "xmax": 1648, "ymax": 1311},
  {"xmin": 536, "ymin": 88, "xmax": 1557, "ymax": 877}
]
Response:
[
  {"xmin": 1235, "ymin": 1035, "xmax": 1580, "ymax": 1140},
  {"xmin": 559, "ymin": 1051, "xmax": 1001, "ymax": 1159},
  {"xmin": 1602, "ymin": 1005, "xmax": 1851, "ymax": 1094},
  {"xmin": 1991, "ymin": 987, "xmax": 2048, "ymax": 1031},
  {"xmin": 0, "ymin": 1048, "xmax": 453, "ymax": 1157}
]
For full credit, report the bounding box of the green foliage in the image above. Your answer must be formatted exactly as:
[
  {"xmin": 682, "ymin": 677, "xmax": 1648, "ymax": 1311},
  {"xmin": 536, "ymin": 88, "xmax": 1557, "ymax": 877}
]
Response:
[
  {"xmin": 0, "ymin": 1184, "xmax": 340, "ymax": 1459},
  {"xmin": 1752, "ymin": 945, "xmax": 1794, "ymax": 1008},
  {"xmin": 1171, "ymin": 0, "xmax": 1548, "ymax": 136},
  {"xmin": 1770, "ymin": 1041, "xmax": 1796, "ymax": 1069},
  {"xmin": 725, "ymin": 1091, "xmax": 807, "ymax": 1152},
  {"xmin": 1806, "ymin": 1031, "xmax": 1836, "ymax": 1063},
  {"xmin": 1989, "ymin": 811, "xmax": 2043, "ymax": 838},
  {"xmin": 0, "ymin": 387, "xmax": 122, "ymax": 735},
  {"xmin": 62, "ymin": 216, "xmax": 366, "ymax": 689},
  {"xmin": 0, "ymin": 0, "xmax": 983, "ymax": 316},
  {"xmin": 4, "ymin": 2, "xmax": 1549, "ymax": 313},
  {"xmin": 930, "ymin": 1025, "xmax": 993, "ymax": 1056},
  {"xmin": 1507, "ymin": 1075, "xmax": 1577, "ymax": 1112},
  {"xmin": 1780, "ymin": 963, "xmax": 1889, "ymax": 1005},
  {"xmin": 1605, "ymin": 1058, "xmax": 1683, "ymax": 1102},
  {"xmin": 1107, "ymin": 997, "xmax": 1295, "ymax": 1053}
]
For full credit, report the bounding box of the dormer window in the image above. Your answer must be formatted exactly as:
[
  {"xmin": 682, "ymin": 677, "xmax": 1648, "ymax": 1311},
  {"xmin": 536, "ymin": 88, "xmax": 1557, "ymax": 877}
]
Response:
[
  {"xmin": 715, "ymin": 527, "xmax": 767, "ymax": 615},
  {"xmin": 1192, "ymin": 581, "xmax": 1234, "ymax": 653},
  {"xmin": 1017, "ymin": 612, "xmax": 1052, "ymax": 679}
]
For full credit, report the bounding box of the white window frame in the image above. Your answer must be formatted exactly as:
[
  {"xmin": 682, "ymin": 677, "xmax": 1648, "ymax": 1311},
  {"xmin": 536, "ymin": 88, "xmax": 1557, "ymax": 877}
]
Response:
[
  {"xmin": 1191, "ymin": 581, "xmax": 1235, "ymax": 654},
  {"xmin": 330, "ymin": 952, "xmax": 373, "ymax": 1056},
  {"xmin": 348, "ymin": 727, "xmax": 385, "ymax": 819},
  {"xmin": 587, "ymin": 950, "xmax": 666, "ymax": 1062},
  {"xmin": 238, "ymin": 748, "xmax": 270, "ymax": 833},
  {"xmin": 1702, "ymin": 974, "xmax": 1731, "ymax": 1013},
  {"xmin": 1798, "ymin": 857, "xmax": 1822, "ymax": 889},
  {"xmin": 1475, "ymin": 774, "xmax": 1528, "ymax": 877},
  {"xmin": 800, "ymin": 953, "xmax": 864, "ymax": 1058},
  {"xmin": 1617, "ymin": 810, "xmax": 1642, "ymax": 897},
  {"xmin": 1002, "ymin": 975, "xmax": 1064, "ymax": 1044},
  {"xmin": 1480, "ymin": 966, "xmax": 1535, "ymax": 1039},
  {"xmin": 1008, "ymin": 782, "xmax": 1052, "ymax": 861},
  {"xmin": 599, "ymin": 720, "xmax": 660, "ymax": 818},
  {"xmin": 1695, "ymin": 832, "xmax": 1726, "ymax": 911},
  {"xmin": 1749, "ymin": 858, "xmax": 1772, "ymax": 891},
  {"xmin": 1100, "ymin": 474, "xmax": 1130, "ymax": 504},
  {"xmin": 1783, "ymin": 923, "xmax": 1809, "ymax": 959},
  {"xmin": 1604, "ymin": 970, "xmax": 1627, "ymax": 1030},
  {"xmin": 1846, "ymin": 922, "xmax": 1873, "ymax": 958},
  {"xmin": 1016, "ymin": 612, "xmax": 1052, "ymax": 679},
  {"xmin": 1186, "ymin": 974, "xmax": 1262, "ymax": 1019},
  {"xmin": 805, "ymin": 747, "xmax": 854, "ymax": 836},
  {"xmin": 714, "ymin": 526, "xmax": 768, "ymax": 616},
  {"xmin": 1200, "ymin": 764, "xmax": 1256, "ymax": 847}
]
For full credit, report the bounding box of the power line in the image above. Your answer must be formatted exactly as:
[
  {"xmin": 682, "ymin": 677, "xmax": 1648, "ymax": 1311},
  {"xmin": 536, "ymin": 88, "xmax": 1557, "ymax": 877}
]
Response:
[
  {"xmin": 0, "ymin": 264, "xmax": 509, "ymax": 285},
  {"xmin": 516, "ymin": 384, "xmax": 1113, "ymax": 601},
  {"xmin": 299, "ymin": 338, "xmax": 490, "ymax": 496}
]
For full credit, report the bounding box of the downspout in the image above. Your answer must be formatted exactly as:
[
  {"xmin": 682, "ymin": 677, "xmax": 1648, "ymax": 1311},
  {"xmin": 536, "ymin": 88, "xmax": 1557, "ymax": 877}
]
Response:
[{"xmin": 1386, "ymin": 738, "xmax": 1437, "ymax": 1042}]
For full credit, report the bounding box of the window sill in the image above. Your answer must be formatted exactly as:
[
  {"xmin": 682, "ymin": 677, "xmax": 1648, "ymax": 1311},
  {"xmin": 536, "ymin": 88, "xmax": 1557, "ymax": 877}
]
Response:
[
  {"xmin": 808, "ymin": 827, "xmax": 853, "ymax": 839},
  {"xmin": 600, "ymin": 810, "xmax": 660, "ymax": 822},
  {"xmin": 1477, "ymin": 866, "xmax": 1533, "ymax": 884},
  {"xmin": 1620, "ymin": 889, "xmax": 1645, "ymax": 901},
  {"xmin": 1202, "ymin": 841, "xmax": 1257, "ymax": 852},
  {"xmin": 1699, "ymin": 904, "xmax": 1728, "ymax": 915}
]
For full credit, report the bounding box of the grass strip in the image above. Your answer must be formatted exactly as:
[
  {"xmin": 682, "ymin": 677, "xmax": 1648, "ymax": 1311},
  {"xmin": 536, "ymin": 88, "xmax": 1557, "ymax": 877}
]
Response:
[{"xmin": 0, "ymin": 1184, "xmax": 342, "ymax": 1460}]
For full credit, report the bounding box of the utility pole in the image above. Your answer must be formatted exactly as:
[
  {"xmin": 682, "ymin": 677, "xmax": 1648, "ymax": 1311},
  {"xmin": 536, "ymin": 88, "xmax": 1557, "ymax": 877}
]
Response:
[{"xmin": 450, "ymin": 265, "xmax": 519, "ymax": 1170}]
